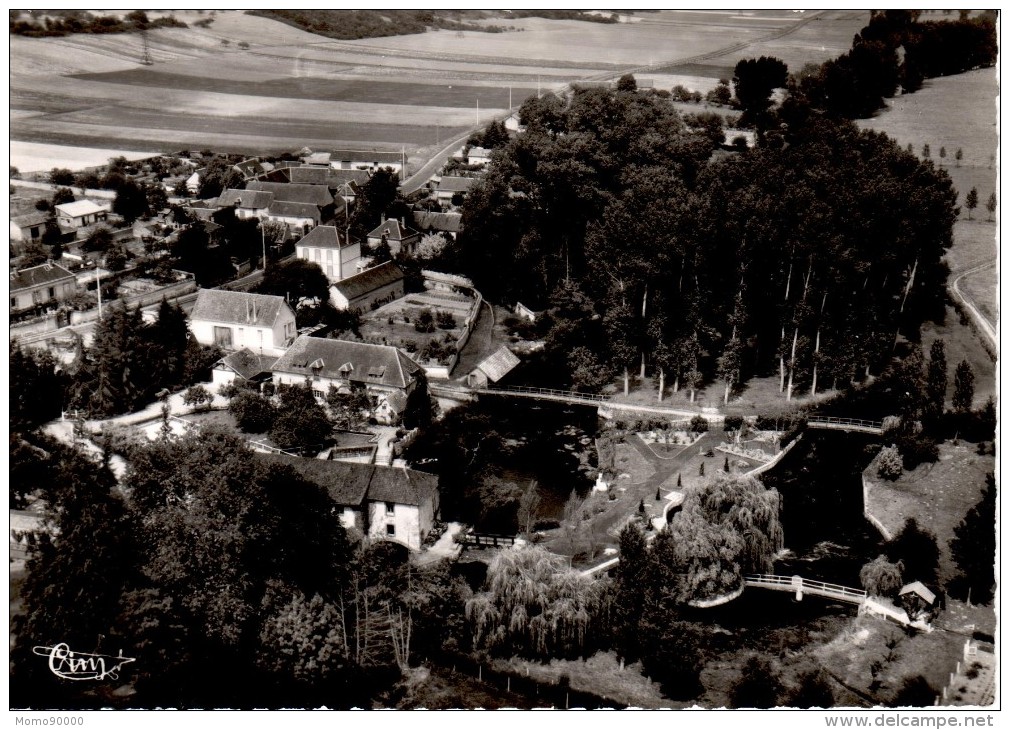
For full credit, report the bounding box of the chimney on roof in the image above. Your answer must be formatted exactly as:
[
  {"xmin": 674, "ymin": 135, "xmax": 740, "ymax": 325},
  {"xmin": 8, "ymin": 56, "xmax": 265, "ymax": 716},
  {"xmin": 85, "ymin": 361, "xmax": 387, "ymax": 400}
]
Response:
[{"xmin": 400, "ymin": 217, "xmax": 405, "ymax": 230}]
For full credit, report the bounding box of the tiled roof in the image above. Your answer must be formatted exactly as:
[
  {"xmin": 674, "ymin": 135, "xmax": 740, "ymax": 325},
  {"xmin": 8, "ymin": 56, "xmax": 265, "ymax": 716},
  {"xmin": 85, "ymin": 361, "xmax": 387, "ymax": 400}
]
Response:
[
  {"xmin": 413, "ymin": 211, "xmax": 463, "ymax": 234},
  {"xmin": 331, "ymin": 261, "xmax": 404, "ymax": 302},
  {"xmin": 11, "ymin": 211, "xmax": 51, "ymax": 228},
  {"xmin": 217, "ymin": 348, "xmax": 278, "ymax": 380},
  {"xmin": 437, "ymin": 176, "xmax": 477, "ymax": 193},
  {"xmin": 272, "ymin": 335, "xmax": 422, "ymax": 390},
  {"xmin": 366, "ymin": 464, "xmax": 438, "ymax": 507},
  {"xmin": 233, "ymin": 158, "xmax": 265, "ymax": 178},
  {"xmin": 331, "ymin": 149, "xmax": 403, "ymax": 164},
  {"xmin": 255, "ymin": 454, "xmax": 438, "ymax": 507},
  {"xmin": 191, "ymin": 289, "xmax": 291, "ymax": 328},
  {"xmin": 216, "ymin": 189, "xmax": 274, "ymax": 209},
  {"xmin": 256, "ymin": 453, "xmax": 371, "ymax": 506},
  {"xmin": 367, "ymin": 218, "xmax": 420, "ymax": 241},
  {"xmin": 10, "ymin": 262, "xmax": 76, "ymax": 292},
  {"xmin": 302, "ymin": 152, "xmax": 332, "ymax": 165},
  {"xmin": 268, "ymin": 201, "xmax": 322, "ymax": 222},
  {"xmin": 295, "ymin": 225, "xmax": 356, "ymax": 250},
  {"xmin": 246, "ymin": 181, "xmax": 334, "ymax": 207},
  {"xmin": 288, "ymin": 166, "xmax": 371, "ymax": 187},
  {"xmin": 54, "ymin": 200, "xmax": 108, "ymax": 218},
  {"xmin": 467, "ymin": 146, "xmax": 493, "ymax": 159},
  {"xmin": 475, "ymin": 346, "xmax": 520, "ymax": 383}
]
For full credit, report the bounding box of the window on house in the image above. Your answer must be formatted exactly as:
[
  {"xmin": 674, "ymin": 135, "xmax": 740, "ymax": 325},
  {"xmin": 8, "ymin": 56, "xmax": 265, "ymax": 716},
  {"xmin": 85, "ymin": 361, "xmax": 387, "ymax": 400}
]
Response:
[
  {"xmin": 11, "ymin": 298, "xmax": 17, "ymax": 309},
  {"xmin": 312, "ymin": 389, "xmax": 324, "ymax": 399},
  {"xmin": 385, "ymin": 501, "xmax": 395, "ymax": 515},
  {"xmin": 213, "ymin": 326, "xmax": 233, "ymax": 348},
  {"xmin": 314, "ymin": 249, "xmax": 321, "ymax": 262},
  {"xmin": 326, "ymin": 249, "xmax": 333, "ymax": 262},
  {"xmin": 238, "ymin": 327, "xmax": 244, "ymax": 343},
  {"xmin": 48, "ymin": 287, "xmax": 55, "ymax": 299},
  {"xmin": 386, "ymin": 524, "xmax": 395, "ymax": 536},
  {"xmin": 326, "ymin": 265, "xmax": 333, "ymax": 278}
]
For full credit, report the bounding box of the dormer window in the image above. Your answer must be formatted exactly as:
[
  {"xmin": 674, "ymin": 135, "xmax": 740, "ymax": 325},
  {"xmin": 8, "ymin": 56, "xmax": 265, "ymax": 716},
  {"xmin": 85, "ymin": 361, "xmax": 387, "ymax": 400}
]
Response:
[{"xmin": 309, "ymin": 358, "xmax": 325, "ymax": 371}]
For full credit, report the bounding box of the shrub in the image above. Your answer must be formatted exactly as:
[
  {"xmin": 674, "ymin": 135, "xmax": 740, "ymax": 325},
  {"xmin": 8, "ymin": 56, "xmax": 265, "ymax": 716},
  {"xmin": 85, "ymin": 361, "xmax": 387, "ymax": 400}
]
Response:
[
  {"xmin": 896, "ymin": 432, "xmax": 939, "ymax": 470},
  {"xmin": 876, "ymin": 445, "xmax": 903, "ymax": 480},
  {"xmin": 436, "ymin": 310, "xmax": 457, "ymax": 329},
  {"xmin": 690, "ymin": 415, "xmax": 709, "ymax": 433},
  {"xmin": 182, "ymin": 384, "xmax": 212, "ymax": 412},
  {"xmin": 414, "ymin": 308, "xmax": 435, "ymax": 333},
  {"xmin": 860, "ymin": 554, "xmax": 903, "ymax": 598},
  {"xmin": 724, "ymin": 415, "xmax": 744, "ymax": 432}
]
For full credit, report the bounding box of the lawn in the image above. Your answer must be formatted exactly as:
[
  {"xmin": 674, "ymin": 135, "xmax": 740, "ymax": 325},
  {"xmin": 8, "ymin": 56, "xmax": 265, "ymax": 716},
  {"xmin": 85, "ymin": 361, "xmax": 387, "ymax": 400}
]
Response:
[
  {"xmin": 920, "ymin": 305, "xmax": 996, "ymax": 404},
  {"xmin": 815, "ymin": 614, "xmax": 966, "ymax": 706},
  {"xmin": 958, "ymin": 265, "xmax": 998, "ymax": 326},
  {"xmin": 359, "ymin": 291, "xmax": 475, "ymax": 366},
  {"xmin": 863, "ymin": 441, "xmax": 994, "ymax": 586}
]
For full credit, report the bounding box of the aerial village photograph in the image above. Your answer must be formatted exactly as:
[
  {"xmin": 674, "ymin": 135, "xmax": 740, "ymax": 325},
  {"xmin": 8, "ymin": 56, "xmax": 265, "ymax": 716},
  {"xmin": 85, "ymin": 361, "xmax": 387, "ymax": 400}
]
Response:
[{"xmin": 8, "ymin": 7, "xmax": 999, "ymax": 716}]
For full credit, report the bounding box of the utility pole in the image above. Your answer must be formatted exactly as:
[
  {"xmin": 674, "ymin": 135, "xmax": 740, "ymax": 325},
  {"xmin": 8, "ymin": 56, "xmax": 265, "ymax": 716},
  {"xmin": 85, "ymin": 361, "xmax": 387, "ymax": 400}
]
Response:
[
  {"xmin": 261, "ymin": 223, "xmax": 267, "ymax": 271},
  {"xmin": 96, "ymin": 263, "xmax": 103, "ymax": 320}
]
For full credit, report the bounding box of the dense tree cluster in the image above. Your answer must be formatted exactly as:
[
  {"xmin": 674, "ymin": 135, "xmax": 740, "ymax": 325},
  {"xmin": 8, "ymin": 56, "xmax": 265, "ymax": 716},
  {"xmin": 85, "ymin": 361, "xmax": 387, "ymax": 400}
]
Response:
[
  {"xmin": 61, "ymin": 301, "xmax": 219, "ymax": 418},
  {"xmin": 12, "ymin": 430, "xmax": 470, "ymax": 708},
  {"xmin": 796, "ymin": 11, "xmax": 997, "ymax": 119},
  {"xmin": 10, "ymin": 9, "xmax": 186, "ymax": 37},
  {"xmin": 453, "ymin": 85, "xmax": 957, "ymax": 398}
]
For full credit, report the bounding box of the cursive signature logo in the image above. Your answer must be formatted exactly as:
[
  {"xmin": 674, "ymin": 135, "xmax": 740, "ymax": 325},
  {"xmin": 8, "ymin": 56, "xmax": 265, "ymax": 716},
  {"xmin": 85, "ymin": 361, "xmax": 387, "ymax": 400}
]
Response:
[{"xmin": 32, "ymin": 643, "xmax": 136, "ymax": 681}]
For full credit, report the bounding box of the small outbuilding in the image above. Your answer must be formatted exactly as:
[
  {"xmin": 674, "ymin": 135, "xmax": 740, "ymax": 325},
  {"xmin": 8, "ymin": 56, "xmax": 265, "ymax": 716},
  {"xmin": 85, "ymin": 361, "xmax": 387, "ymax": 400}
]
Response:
[
  {"xmin": 898, "ymin": 581, "xmax": 938, "ymax": 622},
  {"xmin": 467, "ymin": 346, "xmax": 520, "ymax": 389}
]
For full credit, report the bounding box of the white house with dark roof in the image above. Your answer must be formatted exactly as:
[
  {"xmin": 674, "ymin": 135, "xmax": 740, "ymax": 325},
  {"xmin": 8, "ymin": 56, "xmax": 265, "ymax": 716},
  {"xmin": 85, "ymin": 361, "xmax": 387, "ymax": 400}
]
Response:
[
  {"xmin": 412, "ymin": 211, "xmax": 463, "ymax": 240},
  {"xmin": 366, "ymin": 217, "xmax": 421, "ymax": 257},
  {"xmin": 330, "ymin": 149, "xmax": 404, "ymax": 175},
  {"xmin": 54, "ymin": 200, "xmax": 109, "ymax": 229},
  {"xmin": 271, "ymin": 335, "xmax": 423, "ymax": 407},
  {"xmin": 330, "ymin": 261, "xmax": 405, "ymax": 313},
  {"xmin": 10, "ymin": 262, "xmax": 77, "ymax": 312},
  {"xmin": 215, "ymin": 189, "xmax": 274, "ymax": 220},
  {"xmin": 433, "ymin": 175, "xmax": 477, "ymax": 205},
  {"xmin": 266, "ymin": 201, "xmax": 321, "ymax": 237},
  {"xmin": 295, "ymin": 225, "xmax": 361, "ymax": 282},
  {"xmin": 466, "ymin": 146, "xmax": 493, "ymax": 165},
  {"xmin": 190, "ymin": 289, "xmax": 296, "ymax": 357},
  {"xmin": 255, "ymin": 454, "xmax": 439, "ymax": 550}
]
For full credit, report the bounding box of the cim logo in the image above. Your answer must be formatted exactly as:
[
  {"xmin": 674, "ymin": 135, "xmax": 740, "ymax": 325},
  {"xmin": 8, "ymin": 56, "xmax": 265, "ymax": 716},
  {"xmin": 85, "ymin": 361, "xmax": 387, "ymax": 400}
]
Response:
[{"xmin": 32, "ymin": 644, "xmax": 135, "ymax": 681}]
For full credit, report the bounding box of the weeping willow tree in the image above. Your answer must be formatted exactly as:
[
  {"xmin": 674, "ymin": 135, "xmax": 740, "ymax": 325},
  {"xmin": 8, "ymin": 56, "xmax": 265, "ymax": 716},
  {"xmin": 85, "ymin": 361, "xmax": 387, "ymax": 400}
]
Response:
[
  {"xmin": 666, "ymin": 474, "xmax": 784, "ymax": 602},
  {"xmin": 465, "ymin": 545, "xmax": 608, "ymax": 659}
]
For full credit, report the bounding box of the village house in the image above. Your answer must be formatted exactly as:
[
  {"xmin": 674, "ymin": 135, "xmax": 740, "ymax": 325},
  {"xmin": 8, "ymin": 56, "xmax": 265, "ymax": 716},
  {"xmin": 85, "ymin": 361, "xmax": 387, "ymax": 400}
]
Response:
[
  {"xmin": 286, "ymin": 165, "xmax": 370, "ymax": 189},
  {"xmin": 412, "ymin": 211, "xmax": 463, "ymax": 241},
  {"xmin": 215, "ymin": 189, "xmax": 274, "ymax": 220},
  {"xmin": 433, "ymin": 175, "xmax": 477, "ymax": 206},
  {"xmin": 255, "ymin": 454, "xmax": 439, "ymax": 550},
  {"xmin": 330, "ymin": 261, "xmax": 405, "ymax": 313},
  {"xmin": 330, "ymin": 149, "xmax": 404, "ymax": 175},
  {"xmin": 294, "ymin": 225, "xmax": 361, "ymax": 282},
  {"xmin": 10, "ymin": 262, "xmax": 77, "ymax": 312},
  {"xmin": 367, "ymin": 217, "xmax": 421, "ymax": 257},
  {"xmin": 54, "ymin": 200, "xmax": 109, "ymax": 230},
  {"xmin": 211, "ymin": 348, "xmax": 278, "ymax": 388},
  {"xmin": 271, "ymin": 335, "xmax": 423, "ymax": 411},
  {"xmin": 265, "ymin": 201, "xmax": 322, "ymax": 238},
  {"xmin": 465, "ymin": 146, "xmax": 493, "ymax": 165},
  {"xmin": 9, "ymin": 211, "xmax": 51, "ymax": 244},
  {"xmin": 190, "ymin": 289, "xmax": 296, "ymax": 357},
  {"xmin": 246, "ymin": 181, "xmax": 337, "ymax": 222}
]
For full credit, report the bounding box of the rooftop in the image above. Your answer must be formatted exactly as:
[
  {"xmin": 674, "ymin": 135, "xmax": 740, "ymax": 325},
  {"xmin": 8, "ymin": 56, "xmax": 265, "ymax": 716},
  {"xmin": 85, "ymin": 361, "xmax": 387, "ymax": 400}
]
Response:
[
  {"xmin": 272, "ymin": 335, "xmax": 422, "ymax": 390},
  {"xmin": 296, "ymin": 225, "xmax": 356, "ymax": 250},
  {"xmin": 217, "ymin": 349, "xmax": 278, "ymax": 381},
  {"xmin": 216, "ymin": 189, "xmax": 274, "ymax": 209},
  {"xmin": 437, "ymin": 176, "xmax": 478, "ymax": 193},
  {"xmin": 413, "ymin": 211, "xmax": 463, "ymax": 234},
  {"xmin": 246, "ymin": 181, "xmax": 334, "ymax": 207},
  {"xmin": 268, "ymin": 201, "xmax": 322, "ymax": 222},
  {"xmin": 474, "ymin": 346, "xmax": 521, "ymax": 383},
  {"xmin": 367, "ymin": 218, "xmax": 420, "ymax": 241},
  {"xmin": 54, "ymin": 199, "xmax": 108, "ymax": 218},
  {"xmin": 331, "ymin": 261, "xmax": 404, "ymax": 302},
  {"xmin": 191, "ymin": 289, "xmax": 292, "ymax": 328},
  {"xmin": 332, "ymin": 149, "xmax": 404, "ymax": 164},
  {"xmin": 10, "ymin": 262, "xmax": 76, "ymax": 292}
]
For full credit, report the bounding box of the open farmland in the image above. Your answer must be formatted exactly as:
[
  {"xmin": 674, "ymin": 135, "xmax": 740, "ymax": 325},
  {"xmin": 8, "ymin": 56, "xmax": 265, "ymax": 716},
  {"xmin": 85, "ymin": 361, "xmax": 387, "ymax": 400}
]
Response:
[
  {"xmin": 856, "ymin": 68, "xmax": 999, "ymax": 347},
  {"xmin": 12, "ymin": 9, "xmax": 868, "ymax": 171}
]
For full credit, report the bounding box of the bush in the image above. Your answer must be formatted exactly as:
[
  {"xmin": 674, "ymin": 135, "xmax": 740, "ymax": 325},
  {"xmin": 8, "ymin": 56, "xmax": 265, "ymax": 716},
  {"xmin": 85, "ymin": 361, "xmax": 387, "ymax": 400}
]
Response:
[
  {"xmin": 689, "ymin": 415, "xmax": 709, "ymax": 433},
  {"xmin": 436, "ymin": 310, "xmax": 457, "ymax": 330},
  {"xmin": 182, "ymin": 384, "xmax": 212, "ymax": 412},
  {"xmin": 896, "ymin": 432, "xmax": 939, "ymax": 470},
  {"xmin": 724, "ymin": 415, "xmax": 744, "ymax": 432},
  {"xmin": 876, "ymin": 445, "xmax": 903, "ymax": 480},
  {"xmin": 414, "ymin": 308, "xmax": 435, "ymax": 333}
]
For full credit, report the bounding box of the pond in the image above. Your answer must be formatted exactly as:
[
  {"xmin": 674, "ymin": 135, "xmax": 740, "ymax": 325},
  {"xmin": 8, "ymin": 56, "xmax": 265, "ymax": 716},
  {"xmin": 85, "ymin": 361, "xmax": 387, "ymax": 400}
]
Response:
[{"xmin": 760, "ymin": 430, "xmax": 885, "ymax": 587}]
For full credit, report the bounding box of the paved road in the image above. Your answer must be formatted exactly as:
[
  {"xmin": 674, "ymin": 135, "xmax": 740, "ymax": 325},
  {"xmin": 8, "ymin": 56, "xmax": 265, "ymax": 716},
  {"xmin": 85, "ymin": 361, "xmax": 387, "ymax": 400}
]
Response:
[
  {"xmin": 399, "ymin": 132, "xmax": 476, "ymax": 195},
  {"xmin": 950, "ymin": 259, "xmax": 998, "ymax": 354}
]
